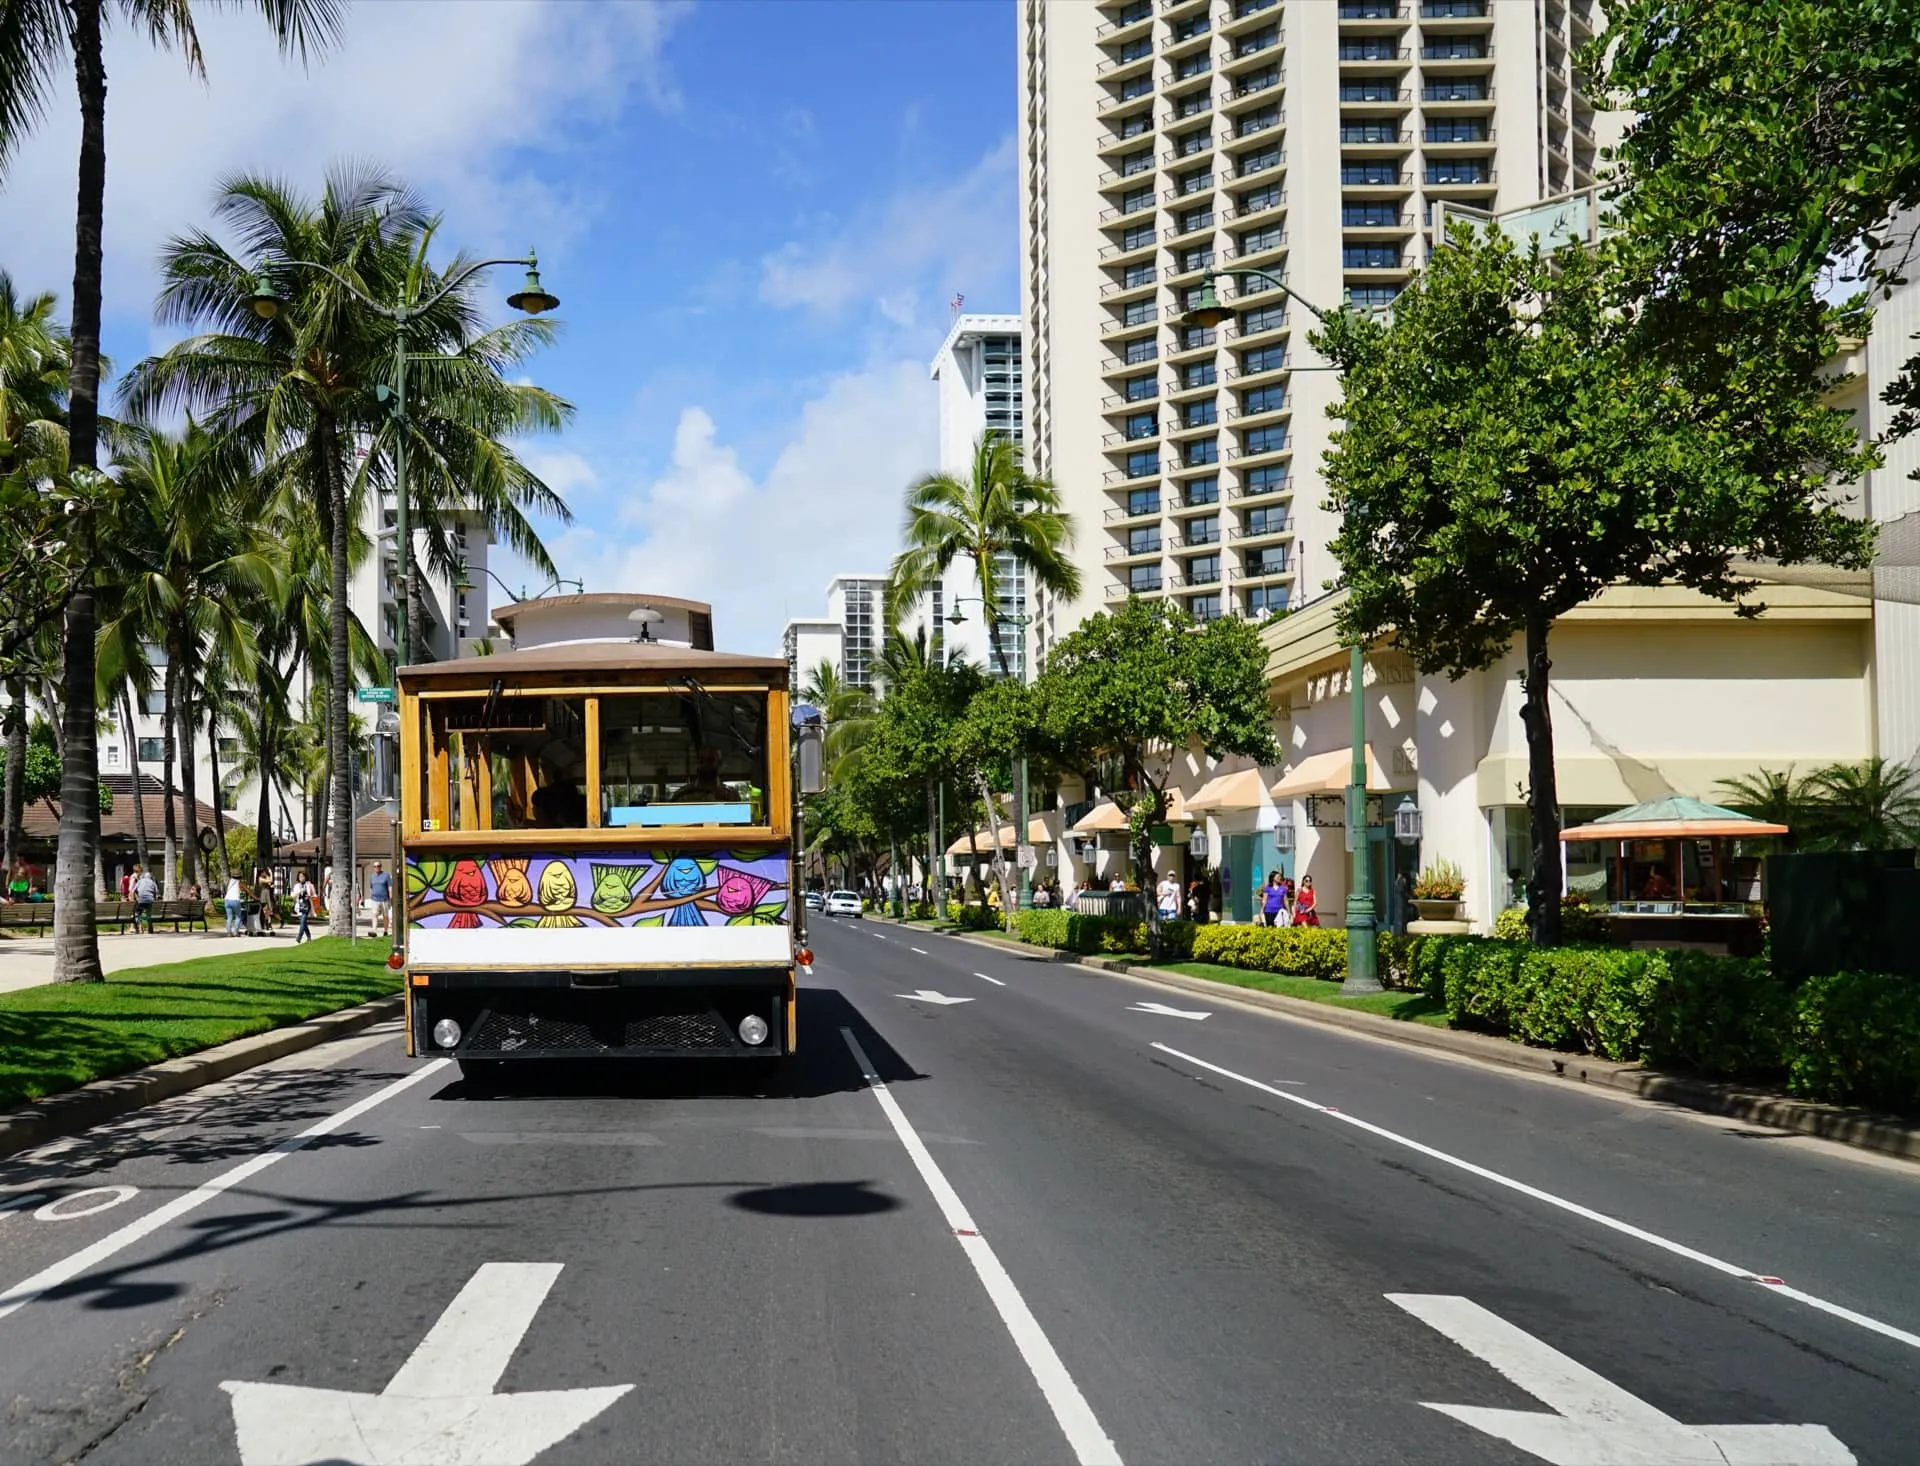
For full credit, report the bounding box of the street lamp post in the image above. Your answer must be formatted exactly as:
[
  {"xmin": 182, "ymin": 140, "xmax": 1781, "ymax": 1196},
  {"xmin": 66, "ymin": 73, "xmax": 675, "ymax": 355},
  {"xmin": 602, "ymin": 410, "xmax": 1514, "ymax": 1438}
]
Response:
[
  {"xmin": 245, "ymin": 251, "xmax": 560, "ymax": 699},
  {"xmin": 246, "ymin": 251, "xmax": 559, "ymax": 964},
  {"xmin": 949, "ymin": 598, "xmax": 1036, "ymax": 910},
  {"xmin": 453, "ymin": 562, "xmax": 585, "ymax": 646},
  {"xmin": 1178, "ymin": 268, "xmax": 1380, "ymax": 992}
]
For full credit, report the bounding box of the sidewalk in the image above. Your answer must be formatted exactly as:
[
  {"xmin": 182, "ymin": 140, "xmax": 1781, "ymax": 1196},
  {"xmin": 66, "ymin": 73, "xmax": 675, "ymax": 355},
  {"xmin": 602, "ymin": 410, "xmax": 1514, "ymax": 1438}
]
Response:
[{"xmin": 0, "ymin": 917, "xmax": 388, "ymax": 994}]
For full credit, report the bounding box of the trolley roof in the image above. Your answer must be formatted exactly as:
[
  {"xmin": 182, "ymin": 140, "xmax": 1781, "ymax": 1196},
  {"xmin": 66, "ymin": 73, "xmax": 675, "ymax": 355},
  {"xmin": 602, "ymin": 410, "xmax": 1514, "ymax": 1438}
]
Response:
[{"xmin": 398, "ymin": 640, "xmax": 788, "ymax": 685}]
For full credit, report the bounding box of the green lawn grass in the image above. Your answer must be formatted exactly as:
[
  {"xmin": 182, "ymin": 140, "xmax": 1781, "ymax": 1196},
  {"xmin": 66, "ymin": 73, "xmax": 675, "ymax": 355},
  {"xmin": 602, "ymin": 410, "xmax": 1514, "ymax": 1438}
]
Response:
[
  {"xmin": 1159, "ymin": 960, "xmax": 1449, "ymax": 1025},
  {"xmin": 0, "ymin": 938, "xmax": 401, "ymax": 1110}
]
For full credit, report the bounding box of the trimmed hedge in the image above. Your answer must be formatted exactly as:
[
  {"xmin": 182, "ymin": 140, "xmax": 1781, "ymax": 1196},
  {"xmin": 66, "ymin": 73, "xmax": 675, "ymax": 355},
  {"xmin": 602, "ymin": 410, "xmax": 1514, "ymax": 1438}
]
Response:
[
  {"xmin": 1013, "ymin": 910, "xmax": 1195, "ymax": 959},
  {"xmin": 1189, "ymin": 924, "xmax": 1347, "ymax": 980},
  {"xmin": 1411, "ymin": 934, "xmax": 1917, "ymax": 1110}
]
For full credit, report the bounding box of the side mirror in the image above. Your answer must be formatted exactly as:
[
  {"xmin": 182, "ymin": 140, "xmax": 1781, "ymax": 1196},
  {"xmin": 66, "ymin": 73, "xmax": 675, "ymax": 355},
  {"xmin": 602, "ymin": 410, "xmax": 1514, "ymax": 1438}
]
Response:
[{"xmin": 796, "ymin": 723, "xmax": 826, "ymax": 796}]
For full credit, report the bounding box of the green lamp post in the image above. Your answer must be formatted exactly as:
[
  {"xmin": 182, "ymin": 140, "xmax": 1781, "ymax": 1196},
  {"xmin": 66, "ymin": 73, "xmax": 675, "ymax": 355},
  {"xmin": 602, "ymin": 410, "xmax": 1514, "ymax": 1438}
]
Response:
[{"xmin": 1178, "ymin": 269, "xmax": 1380, "ymax": 992}]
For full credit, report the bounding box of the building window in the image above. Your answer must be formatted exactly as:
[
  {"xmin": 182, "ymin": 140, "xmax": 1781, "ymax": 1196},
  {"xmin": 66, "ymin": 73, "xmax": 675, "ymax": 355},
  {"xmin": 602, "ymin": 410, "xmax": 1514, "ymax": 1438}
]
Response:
[
  {"xmin": 1117, "ymin": 0, "xmax": 1151, "ymax": 21},
  {"xmin": 1121, "ymin": 186, "xmax": 1154, "ymax": 215},
  {"xmin": 1117, "ymin": 36, "xmax": 1152, "ymax": 63},
  {"xmin": 1173, "ymin": 12, "xmax": 1211, "ymax": 40},
  {"xmin": 1118, "ymin": 111, "xmax": 1152, "ymax": 139},
  {"xmin": 1242, "ymin": 384, "xmax": 1286, "ymax": 414},
  {"xmin": 1183, "ymin": 475, "xmax": 1221, "ymax": 506},
  {"xmin": 1183, "ymin": 438, "xmax": 1220, "ymax": 467},
  {"xmin": 1175, "ymin": 128, "xmax": 1211, "ymax": 158},
  {"xmin": 1240, "ymin": 301, "xmax": 1287, "ymax": 335},
  {"xmin": 1245, "ymin": 505, "xmax": 1288, "ymax": 534},
  {"xmin": 138, "ymin": 737, "xmax": 165, "ymax": 763},
  {"xmin": 1245, "ymin": 547, "xmax": 1288, "ymax": 576},
  {"xmin": 1235, "ymin": 143, "xmax": 1283, "ymax": 176},
  {"xmin": 1120, "ymin": 75, "xmax": 1152, "ymax": 102},
  {"xmin": 1337, "ymin": 39, "xmax": 1398, "ymax": 62},
  {"xmin": 1180, "ymin": 399, "xmax": 1218, "ymax": 428},
  {"xmin": 1422, "ymin": 37, "xmax": 1488, "ymax": 60},
  {"xmin": 1185, "ymin": 554, "xmax": 1221, "ymax": 586},
  {"xmin": 1244, "ymin": 424, "xmax": 1289, "ymax": 454},
  {"xmin": 1341, "ymin": 162, "xmax": 1402, "ymax": 186},
  {"xmin": 1126, "ymin": 449, "xmax": 1160, "ymax": 478},
  {"xmin": 1425, "ymin": 119, "xmax": 1489, "ymax": 144},
  {"xmin": 141, "ymin": 688, "xmax": 166, "ymax": 715},
  {"xmin": 1124, "ymin": 337, "xmax": 1158, "ymax": 365},
  {"xmin": 1238, "ymin": 182, "xmax": 1283, "ymax": 214},
  {"xmin": 1340, "ymin": 81, "xmax": 1400, "ymax": 102},
  {"xmin": 1236, "ymin": 106, "xmax": 1280, "ymax": 138},
  {"xmin": 1186, "ymin": 514, "xmax": 1221, "ymax": 546},
  {"xmin": 1246, "ymin": 584, "xmax": 1289, "ymax": 616},
  {"xmin": 1120, "ymin": 147, "xmax": 1153, "ymax": 177},
  {"xmin": 1189, "ymin": 593, "xmax": 1223, "ymax": 622},
  {"xmin": 1343, "ymin": 202, "xmax": 1402, "ymax": 227},
  {"xmin": 1348, "ymin": 284, "xmax": 1401, "ymax": 308},
  {"xmin": 1128, "ymin": 565, "xmax": 1163, "ymax": 593},
  {"xmin": 1180, "ymin": 360, "xmax": 1217, "ymax": 389},
  {"xmin": 1124, "ymin": 411, "xmax": 1158, "ymax": 440},
  {"xmin": 1244, "ymin": 464, "xmax": 1289, "ymax": 495},
  {"xmin": 1122, "ymin": 299, "xmax": 1156, "ymax": 326},
  {"xmin": 1235, "ymin": 24, "xmax": 1280, "ymax": 56},
  {"xmin": 1127, "ymin": 488, "xmax": 1162, "ymax": 517},
  {"xmin": 1239, "ymin": 224, "xmax": 1285, "ymax": 254},
  {"xmin": 1421, "ymin": 0, "xmax": 1485, "ymax": 13},
  {"xmin": 1426, "ymin": 159, "xmax": 1491, "ymax": 184},
  {"xmin": 1177, "ymin": 206, "xmax": 1214, "ymax": 235},
  {"xmin": 1173, "ymin": 89, "xmax": 1211, "ymax": 120},
  {"xmin": 1340, "ymin": 123, "xmax": 1402, "ymax": 145},
  {"xmin": 1423, "ymin": 78, "xmax": 1488, "ymax": 102},
  {"xmin": 1174, "ymin": 51, "xmax": 1210, "ymax": 80},
  {"xmin": 1124, "ymin": 375, "xmax": 1158, "ymax": 403},
  {"xmin": 1123, "ymin": 261, "xmax": 1155, "ymax": 287},
  {"xmin": 1177, "ymin": 323, "xmax": 1217, "ymax": 351},
  {"xmin": 1344, "ymin": 244, "xmax": 1403, "ymax": 270},
  {"xmin": 1126, "ymin": 526, "xmax": 1162, "ymax": 555},
  {"xmin": 1176, "ymin": 167, "xmax": 1213, "ymax": 196},
  {"xmin": 1241, "ymin": 344, "xmax": 1287, "ymax": 374},
  {"xmin": 1180, "ymin": 244, "xmax": 1215, "ymax": 273}
]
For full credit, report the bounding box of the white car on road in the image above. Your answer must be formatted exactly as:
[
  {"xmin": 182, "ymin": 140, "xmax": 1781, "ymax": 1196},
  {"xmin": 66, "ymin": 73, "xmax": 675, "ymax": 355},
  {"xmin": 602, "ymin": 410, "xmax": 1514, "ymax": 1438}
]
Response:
[{"xmin": 824, "ymin": 890, "xmax": 863, "ymax": 918}]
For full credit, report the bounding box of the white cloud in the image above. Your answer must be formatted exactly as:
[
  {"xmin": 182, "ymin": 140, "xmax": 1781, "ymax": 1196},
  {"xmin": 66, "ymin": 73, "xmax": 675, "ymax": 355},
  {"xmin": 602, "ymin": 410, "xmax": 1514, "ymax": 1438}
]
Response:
[
  {"xmin": 757, "ymin": 136, "xmax": 1016, "ymax": 327},
  {"xmin": 519, "ymin": 448, "xmax": 601, "ymax": 502},
  {"xmin": 0, "ymin": 0, "xmax": 688, "ymax": 317},
  {"xmin": 563, "ymin": 359, "xmax": 938, "ymax": 655}
]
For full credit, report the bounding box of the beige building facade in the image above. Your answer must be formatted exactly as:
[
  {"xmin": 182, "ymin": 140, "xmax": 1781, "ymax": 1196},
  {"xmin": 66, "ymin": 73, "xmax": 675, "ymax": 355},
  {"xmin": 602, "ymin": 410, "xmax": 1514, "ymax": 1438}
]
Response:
[{"xmin": 1018, "ymin": 0, "xmax": 1618, "ymax": 666}]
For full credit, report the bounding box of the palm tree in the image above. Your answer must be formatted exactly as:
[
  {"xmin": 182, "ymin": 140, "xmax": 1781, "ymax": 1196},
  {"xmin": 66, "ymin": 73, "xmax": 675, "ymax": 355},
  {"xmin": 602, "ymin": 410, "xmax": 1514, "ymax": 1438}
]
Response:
[
  {"xmin": 1717, "ymin": 766, "xmax": 1814, "ymax": 848},
  {"xmin": 799, "ymin": 658, "xmax": 876, "ymax": 781},
  {"xmin": 123, "ymin": 168, "xmax": 573, "ymax": 934},
  {"xmin": 887, "ymin": 432, "xmax": 1079, "ymax": 681},
  {"xmin": 0, "ymin": 0, "xmax": 342, "ymax": 981},
  {"xmin": 1805, "ymin": 758, "xmax": 1920, "ymax": 851}
]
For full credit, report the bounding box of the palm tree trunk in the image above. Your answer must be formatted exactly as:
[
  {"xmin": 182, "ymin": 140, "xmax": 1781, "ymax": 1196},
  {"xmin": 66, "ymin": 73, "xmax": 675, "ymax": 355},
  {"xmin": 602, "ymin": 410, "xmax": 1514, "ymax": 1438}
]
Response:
[
  {"xmin": 160, "ymin": 655, "xmax": 179, "ymax": 900},
  {"xmin": 208, "ymin": 703, "xmax": 231, "ymax": 881},
  {"xmin": 120, "ymin": 684, "xmax": 150, "ymax": 871},
  {"xmin": 3, "ymin": 675, "xmax": 24, "ymax": 877},
  {"xmin": 177, "ymin": 673, "xmax": 202, "ymax": 893},
  {"xmin": 53, "ymin": 0, "xmax": 107, "ymax": 983},
  {"xmin": 255, "ymin": 709, "xmax": 274, "ymax": 872},
  {"xmin": 322, "ymin": 410, "xmax": 354, "ymax": 936},
  {"xmin": 1520, "ymin": 613, "xmax": 1564, "ymax": 946}
]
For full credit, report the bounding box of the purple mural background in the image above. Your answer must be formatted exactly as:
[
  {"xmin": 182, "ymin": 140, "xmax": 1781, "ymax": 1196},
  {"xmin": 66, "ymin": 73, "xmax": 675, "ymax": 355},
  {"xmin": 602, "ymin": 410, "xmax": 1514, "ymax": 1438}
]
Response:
[{"xmin": 406, "ymin": 850, "xmax": 789, "ymax": 929}]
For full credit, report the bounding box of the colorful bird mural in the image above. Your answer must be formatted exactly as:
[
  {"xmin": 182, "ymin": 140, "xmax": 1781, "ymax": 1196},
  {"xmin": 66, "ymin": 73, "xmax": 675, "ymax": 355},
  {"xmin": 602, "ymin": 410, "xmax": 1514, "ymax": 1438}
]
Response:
[
  {"xmin": 446, "ymin": 860, "xmax": 489, "ymax": 907},
  {"xmin": 492, "ymin": 858, "xmax": 533, "ymax": 907},
  {"xmin": 535, "ymin": 860, "xmax": 584, "ymax": 928}
]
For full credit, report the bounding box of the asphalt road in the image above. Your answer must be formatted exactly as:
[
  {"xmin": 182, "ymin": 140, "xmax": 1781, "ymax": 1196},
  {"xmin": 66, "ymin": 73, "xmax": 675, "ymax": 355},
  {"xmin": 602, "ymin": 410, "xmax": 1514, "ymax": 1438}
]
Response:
[{"xmin": 0, "ymin": 915, "xmax": 1915, "ymax": 1465}]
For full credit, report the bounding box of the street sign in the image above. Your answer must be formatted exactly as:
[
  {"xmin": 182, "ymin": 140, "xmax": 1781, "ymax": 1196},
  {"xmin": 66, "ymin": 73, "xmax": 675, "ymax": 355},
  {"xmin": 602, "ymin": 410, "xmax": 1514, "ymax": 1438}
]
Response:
[{"xmin": 356, "ymin": 685, "xmax": 396, "ymax": 704}]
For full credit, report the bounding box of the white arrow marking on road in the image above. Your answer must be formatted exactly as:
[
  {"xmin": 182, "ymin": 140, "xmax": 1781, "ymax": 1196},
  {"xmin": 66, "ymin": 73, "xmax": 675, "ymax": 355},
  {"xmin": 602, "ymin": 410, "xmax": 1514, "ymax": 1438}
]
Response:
[
  {"xmin": 1128, "ymin": 1001, "xmax": 1210, "ymax": 1021},
  {"xmin": 1387, "ymin": 1294, "xmax": 1855, "ymax": 1465},
  {"xmin": 897, "ymin": 989, "xmax": 974, "ymax": 1006},
  {"xmin": 222, "ymin": 1262, "xmax": 631, "ymax": 1466}
]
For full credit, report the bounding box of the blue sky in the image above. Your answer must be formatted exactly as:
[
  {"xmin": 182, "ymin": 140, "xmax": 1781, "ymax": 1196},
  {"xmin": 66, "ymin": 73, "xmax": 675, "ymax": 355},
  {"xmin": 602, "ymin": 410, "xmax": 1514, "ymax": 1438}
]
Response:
[{"xmin": 0, "ymin": 0, "xmax": 1018, "ymax": 653}]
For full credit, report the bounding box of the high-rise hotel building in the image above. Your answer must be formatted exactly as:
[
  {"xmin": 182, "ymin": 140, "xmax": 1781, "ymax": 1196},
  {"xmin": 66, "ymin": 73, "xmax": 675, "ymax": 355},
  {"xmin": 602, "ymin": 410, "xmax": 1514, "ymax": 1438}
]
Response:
[{"xmin": 1019, "ymin": 0, "xmax": 1611, "ymax": 658}]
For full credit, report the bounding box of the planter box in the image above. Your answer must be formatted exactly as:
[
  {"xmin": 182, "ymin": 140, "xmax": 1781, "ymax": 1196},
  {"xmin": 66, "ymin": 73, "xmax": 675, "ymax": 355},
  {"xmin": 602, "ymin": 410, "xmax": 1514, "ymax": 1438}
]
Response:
[{"xmin": 1412, "ymin": 898, "xmax": 1464, "ymax": 922}]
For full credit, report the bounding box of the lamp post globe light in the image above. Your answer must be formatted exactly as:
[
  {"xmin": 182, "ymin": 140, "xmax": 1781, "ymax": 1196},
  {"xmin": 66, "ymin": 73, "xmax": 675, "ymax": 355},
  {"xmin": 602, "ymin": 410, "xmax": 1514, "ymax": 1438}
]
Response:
[
  {"xmin": 247, "ymin": 249, "xmax": 558, "ymax": 966},
  {"xmin": 948, "ymin": 596, "xmax": 1036, "ymax": 911},
  {"xmin": 1177, "ymin": 269, "xmax": 1381, "ymax": 993}
]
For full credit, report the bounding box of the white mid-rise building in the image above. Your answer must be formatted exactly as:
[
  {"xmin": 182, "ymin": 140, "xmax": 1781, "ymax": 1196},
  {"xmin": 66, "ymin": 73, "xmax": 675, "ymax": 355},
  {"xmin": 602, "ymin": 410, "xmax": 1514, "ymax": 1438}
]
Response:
[
  {"xmin": 782, "ymin": 617, "xmax": 845, "ymax": 701},
  {"xmin": 1019, "ymin": 0, "xmax": 1621, "ymax": 660}
]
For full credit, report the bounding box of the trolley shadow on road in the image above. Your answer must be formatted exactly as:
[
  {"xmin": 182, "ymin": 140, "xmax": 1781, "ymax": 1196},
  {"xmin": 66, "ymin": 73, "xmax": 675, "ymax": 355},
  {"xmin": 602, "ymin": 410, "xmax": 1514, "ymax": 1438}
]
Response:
[{"xmin": 426, "ymin": 986, "xmax": 925, "ymax": 1103}]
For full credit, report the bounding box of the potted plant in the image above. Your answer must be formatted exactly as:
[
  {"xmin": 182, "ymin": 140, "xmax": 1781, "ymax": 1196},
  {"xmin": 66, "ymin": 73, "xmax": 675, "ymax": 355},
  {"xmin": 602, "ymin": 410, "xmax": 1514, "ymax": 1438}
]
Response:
[{"xmin": 1410, "ymin": 860, "xmax": 1466, "ymax": 922}]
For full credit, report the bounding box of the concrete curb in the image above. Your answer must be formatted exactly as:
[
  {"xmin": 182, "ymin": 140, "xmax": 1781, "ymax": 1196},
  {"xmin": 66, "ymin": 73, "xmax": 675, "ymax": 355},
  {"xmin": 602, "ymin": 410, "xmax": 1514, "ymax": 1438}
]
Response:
[
  {"xmin": 871, "ymin": 918, "xmax": 1920, "ymax": 1164},
  {"xmin": 0, "ymin": 993, "xmax": 405, "ymax": 1162}
]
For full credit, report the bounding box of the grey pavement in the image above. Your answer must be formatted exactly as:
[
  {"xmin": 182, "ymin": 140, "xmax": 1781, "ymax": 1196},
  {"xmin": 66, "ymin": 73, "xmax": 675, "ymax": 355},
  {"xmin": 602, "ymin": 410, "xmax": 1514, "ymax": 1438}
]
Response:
[
  {"xmin": 0, "ymin": 916, "xmax": 385, "ymax": 993},
  {"xmin": 0, "ymin": 915, "xmax": 1911, "ymax": 1464}
]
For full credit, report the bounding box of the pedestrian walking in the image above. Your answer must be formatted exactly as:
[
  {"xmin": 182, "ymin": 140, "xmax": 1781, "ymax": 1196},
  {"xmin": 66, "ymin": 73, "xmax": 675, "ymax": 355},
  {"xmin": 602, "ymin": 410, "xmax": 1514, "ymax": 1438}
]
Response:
[
  {"xmin": 133, "ymin": 866, "xmax": 158, "ymax": 934},
  {"xmin": 1157, "ymin": 873, "xmax": 1180, "ymax": 922},
  {"xmin": 223, "ymin": 873, "xmax": 245, "ymax": 936},
  {"xmin": 1261, "ymin": 871, "xmax": 1288, "ymax": 928},
  {"xmin": 368, "ymin": 861, "xmax": 393, "ymax": 935},
  {"xmin": 292, "ymin": 870, "xmax": 317, "ymax": 944},
  {"xmin": 256, "ymin": 868, "xmax": 276, "ymax": 931},
  {"xmin": 1293, "ymin": 874, "xmax": 1319, "ymax": 927}
]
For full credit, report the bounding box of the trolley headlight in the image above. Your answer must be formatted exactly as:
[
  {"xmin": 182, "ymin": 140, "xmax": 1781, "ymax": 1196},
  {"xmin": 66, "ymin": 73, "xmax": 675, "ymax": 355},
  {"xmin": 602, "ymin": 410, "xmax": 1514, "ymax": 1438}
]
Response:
[
  {"xmin": 738, "ymin": 1014, "xmax": 770, "ymax": 1047},
  {"xmin": 431, "ymin": 1018, "xmax": 463, "ymax": 1050}
]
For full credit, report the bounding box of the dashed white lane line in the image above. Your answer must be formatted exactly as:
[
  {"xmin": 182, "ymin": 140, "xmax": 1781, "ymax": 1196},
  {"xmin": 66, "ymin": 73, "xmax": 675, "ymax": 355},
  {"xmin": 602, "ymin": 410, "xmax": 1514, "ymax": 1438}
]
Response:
[
  {"xmin": 911, "ymin": 947, "xmax": 929, "ymax": 955},
  {"xmin": 975, "ymin": 972, "xmax": 1007, "ymax": 987},
  {"xmin": 0, "ymin": 1060, "xmax": 452, "ymax": 1324},
  {"xmin": 1149, "ymin": 1042, "xmax": 1920, "ymax": 1355},
  {"xmin": 842, "ymin": 1028, "xmax": 1122, "ymax": 1466}
]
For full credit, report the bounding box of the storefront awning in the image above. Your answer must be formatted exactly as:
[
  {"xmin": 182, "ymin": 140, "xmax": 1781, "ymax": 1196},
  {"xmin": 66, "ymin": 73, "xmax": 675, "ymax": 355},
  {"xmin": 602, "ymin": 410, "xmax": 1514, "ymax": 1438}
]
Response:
[
  {"xmin": 1186, "ymin": 768, "xmax": 1270, "ymax": 813},
  {"xmin": 1559, "ymin": 796, "xmax": 1788, "ymax": 842},
  {"xmin": 1070, "ymin": 801, "xmax": 1128, "ymax": 833},
  {"xmin": 946, "ymin": 814, "xmax": 1057, "ymax": 856},
  {"xmin": 1268, "ymin": 745, "xmax": 1395, "ymax": 799}
]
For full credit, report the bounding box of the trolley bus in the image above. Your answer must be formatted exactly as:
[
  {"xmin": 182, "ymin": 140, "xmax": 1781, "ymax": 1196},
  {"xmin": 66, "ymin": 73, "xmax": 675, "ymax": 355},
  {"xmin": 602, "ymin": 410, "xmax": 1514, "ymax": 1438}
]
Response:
[{"xmin": 394, "ymin": 637, "xmax": 816, "ymax": 1081}]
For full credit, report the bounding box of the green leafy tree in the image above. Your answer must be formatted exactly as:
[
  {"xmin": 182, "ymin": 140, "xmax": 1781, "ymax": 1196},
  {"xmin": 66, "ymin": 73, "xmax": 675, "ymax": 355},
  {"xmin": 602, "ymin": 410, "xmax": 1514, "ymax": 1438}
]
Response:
[
  {"xmin": 1716, "ymin": 767, "xmax": 1816, "ymax": 848},
  {"xmin": 1034, "ymin": 598, "xmax": 1276, "ymax": 949},
  {"xmin": 0, "ymin": 0, "xmax": 341, "ymax": 980},
  {"xmin": 888, "ymin": 432, "xmax": 1079, "ymax": 679},
  {"xmin": 123, "ymin": 167, "xmax": 572, "ymax": 934},
  {"xmin": 1591, "ymin": 0, "xmax": 1920, "ymax": 455},
  {"xmin": 951, "ymin": 677, "xmax": 1040, "ymax": 915},
  {"xmin": 1314, "ymin": 228, "xmax": 1876, "ymax": 944}
]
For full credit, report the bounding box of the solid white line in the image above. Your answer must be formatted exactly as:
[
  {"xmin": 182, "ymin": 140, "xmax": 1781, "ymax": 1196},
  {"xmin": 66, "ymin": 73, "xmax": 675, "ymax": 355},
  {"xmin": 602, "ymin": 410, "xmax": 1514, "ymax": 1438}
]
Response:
[
  {"xmin": 0, "ymin": 1060, "xmax": 451, "ymax": 1324},
  {"xmin": 384, "ymin": 1261, "xmax": 563, "ymax": 1398},
  {"xmin": 975, "ymin": 972, "xmax": 1007, "ymax": 987},
  {"xmin": 841, "ymin": 1028, "xmax": 1122, "ymax": 1466},
  {"xmin": 1148, "ymin": 1043, "xmax": 1920, "ymax": 1354}
]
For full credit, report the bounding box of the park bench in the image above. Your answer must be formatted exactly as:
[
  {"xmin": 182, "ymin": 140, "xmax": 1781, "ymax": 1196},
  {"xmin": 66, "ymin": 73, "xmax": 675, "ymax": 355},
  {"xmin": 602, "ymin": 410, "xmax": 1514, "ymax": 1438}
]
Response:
[
  {"xmin": 0, "ymin": 904, "xmax": 52, "ymax": 934},
  {"xmin": 151, "ymin": 898, "xmax": 210, "ymax": 933}
]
